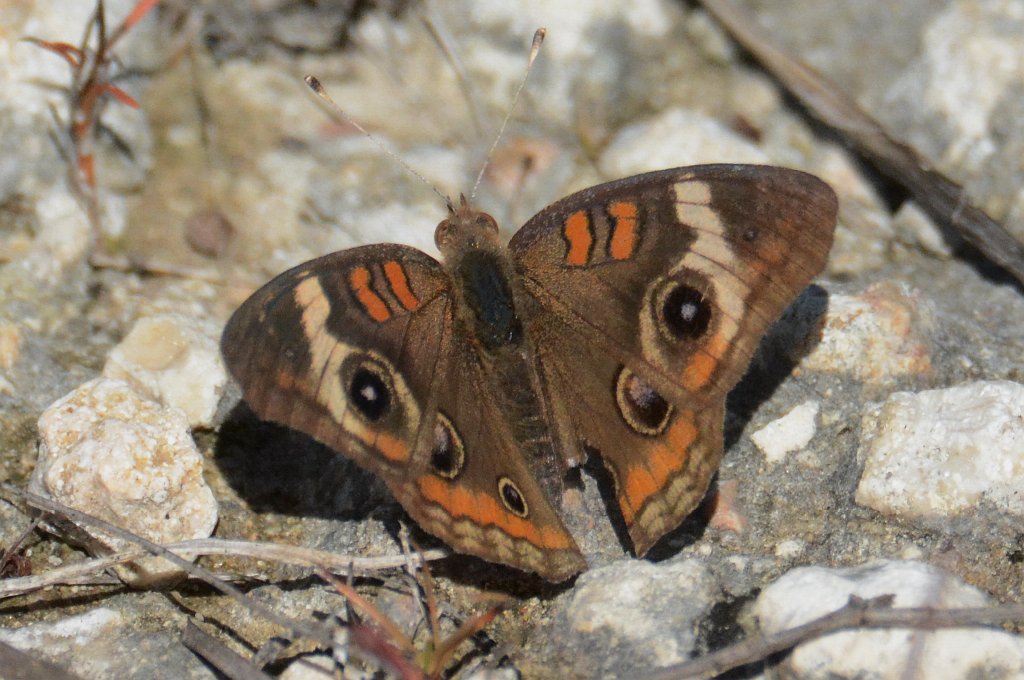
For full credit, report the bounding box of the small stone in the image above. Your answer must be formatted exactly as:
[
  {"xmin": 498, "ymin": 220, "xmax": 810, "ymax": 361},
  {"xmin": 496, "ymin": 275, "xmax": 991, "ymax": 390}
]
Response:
[
  {"xmin": 103, "ymin": 314, "xmax": 228, "ymax": 429},
  {"xmin": 803, "ymin": 281, "xmax": 933, "ymax": 384},
  {"xmin": 753, "ymin": 560, "xmax": 1024, "ymax": 679},
  {"xmin": 536, "ymin": 558, "xmax": 717, "ymax": 678},
  {"xmin": 751, "ymin": 400, "xmax": 820, "ymax": 465},
  {"xmin": 0, "ymin": 607, "xmax": 123, "ymax": 654},
  {"xmin": 280, "ymin": 654, "xmax": 336, "ymax": 680},
  {"xmin": 599, "ymin": 108, "xmax": 768, "ymax": 178},
  {"xmin": 893, "ymin": 200, "xmax": 956, "ymax": 259},
  {"xmin": 855, "ymin": 380, "xmax": 1024, "ymax": 520},
  {"xmin": 33, "ymin": 378, "xmax": 218, "ymax": 585},
  {"xmin": 184, "ymin": 208, "xmax": 236, "ymax": 258},
  {"xmin": 0, "ymin": 320, "xmax": 21, "ymax": 369}
]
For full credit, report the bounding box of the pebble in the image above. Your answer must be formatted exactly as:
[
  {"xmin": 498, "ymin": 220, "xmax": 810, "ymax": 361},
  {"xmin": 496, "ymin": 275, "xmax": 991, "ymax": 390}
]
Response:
[
  {"xmin": 802, "ymin": 281, "xmax": 934, "ymax": 384},
  {"xmin": 103, "ymin": 314, "xmax": 228, "ymax": 429},
  {"xmin": 856, "ymin": 380, "xmax": 1024, "ymax": 520},
  {"xmin": 753, "ymin": 560, "xmax": 1024, "ymax": 679},
  {"xmin": 751, "ymin": 400, "xmax": 820, "ymax": 466},
  {"xmin": 33, "ymin": 378, "xmax": 218, "ymax": 585}
]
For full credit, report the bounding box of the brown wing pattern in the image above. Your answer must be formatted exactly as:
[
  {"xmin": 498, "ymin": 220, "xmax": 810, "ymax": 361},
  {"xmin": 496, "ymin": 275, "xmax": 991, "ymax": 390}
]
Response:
[
  {"xmin": 387, "ymin": 338, "xmax": 585, "ymax": 581},
  {"xmin": 510, "ymin": 165, "xmax": 837, "ymax": 552},
  {"xmin": 222, "ymin": 244, "xmax": 584, "ymax": 580},
  {"xmin": 221, "ymin": 244, "xmax": 452, "ymax": 483}
]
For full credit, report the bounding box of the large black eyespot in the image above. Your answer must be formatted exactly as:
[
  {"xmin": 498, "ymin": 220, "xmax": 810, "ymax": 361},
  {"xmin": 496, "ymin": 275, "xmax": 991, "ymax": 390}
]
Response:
[
  {"xmin": 661, "ymin": 283, "xmax": 712, "ymax": 340},
  {"xmin": 615, "ymin": 367, "xmax": 673, "ymax": 436},
  {"xmin": 430, "ymin": 413, "xmax": 465, "ymax": 479},
  {"xmin": 348, "ymin": 364, "xmax": 391, "ymax": 422},
  {"xmin": 498, "ymin": 477, "xmax": 529, "ymax": 517}
]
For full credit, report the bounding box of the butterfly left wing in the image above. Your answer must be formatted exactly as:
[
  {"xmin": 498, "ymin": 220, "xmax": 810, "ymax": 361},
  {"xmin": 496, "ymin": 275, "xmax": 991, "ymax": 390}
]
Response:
[
  {"xmin": 222, "ymin": 245, "xmax": 584, "ymax": 580},
  {"xmin": 509, "ymin": 164, "xmax": 837, "ymax": 553},
  {"xmin": 221, "ymin": 245, "xmax": 455, "ymax": 489}
]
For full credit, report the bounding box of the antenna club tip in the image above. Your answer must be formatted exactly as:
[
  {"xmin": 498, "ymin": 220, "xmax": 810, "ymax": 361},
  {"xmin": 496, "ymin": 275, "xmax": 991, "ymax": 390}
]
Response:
[{"xmin": 305, "ymin": 75, "xmax": 322, "ymax": 92}]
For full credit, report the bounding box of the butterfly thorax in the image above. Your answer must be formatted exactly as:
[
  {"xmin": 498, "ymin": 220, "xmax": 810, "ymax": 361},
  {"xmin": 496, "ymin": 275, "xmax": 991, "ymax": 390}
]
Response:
[{"xmin": 435, "ymin": 205, "xmax": 525, "ymax": 353}]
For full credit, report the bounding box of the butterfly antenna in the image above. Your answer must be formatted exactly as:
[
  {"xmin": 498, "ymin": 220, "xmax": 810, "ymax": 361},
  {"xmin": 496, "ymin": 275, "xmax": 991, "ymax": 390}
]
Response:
[
  {"xmin": 469, "ymin": 27, "xmax": 546, "ymax": 204},
  {"xmin": 304, "ymin": 75, "xmax": 453, "ymax": 211}
]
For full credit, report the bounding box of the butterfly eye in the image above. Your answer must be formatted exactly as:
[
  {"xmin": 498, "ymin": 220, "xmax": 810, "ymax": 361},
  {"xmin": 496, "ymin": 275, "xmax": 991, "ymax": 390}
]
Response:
[
  {"xmin": 498, "ymin": 477, "xmax": 529, "ymax": 517},
  {"xmin": 346, "ymin": 360, "xmax": 393, "ymax": 422},
  {"xmin": 615, "ymin": 366, "xmax": 674, "ymax": 436},
  {"xmin": 659, "ymin": 282, "xmax": 712, "ymax": 340},
  {"xmin": 474, "ymin": 213, "xmax": 499, "ymax": 233},
  {"xmin": 430, "ymin": 413, "xmax": 465, "ymax": 479}
]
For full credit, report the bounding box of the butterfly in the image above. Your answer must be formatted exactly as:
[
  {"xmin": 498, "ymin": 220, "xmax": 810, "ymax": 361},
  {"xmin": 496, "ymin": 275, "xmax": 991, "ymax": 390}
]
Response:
[{"xmin": 221, "ymin": 164, "xmax": 837, "ymax": 581}]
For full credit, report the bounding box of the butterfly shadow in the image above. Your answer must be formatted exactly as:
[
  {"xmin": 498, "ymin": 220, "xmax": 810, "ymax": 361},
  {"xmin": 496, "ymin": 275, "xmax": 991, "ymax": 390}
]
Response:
[
  {"xmin": 724, "ymin": 283, "xmax": 831, "ymax": 449},
  {"xmin": 643, "ymin": 284, "xmax": 832, "ymax": 562},
  {"xmin": 214, "ymin": 400, "xmax": 393, "ymax": 522}
]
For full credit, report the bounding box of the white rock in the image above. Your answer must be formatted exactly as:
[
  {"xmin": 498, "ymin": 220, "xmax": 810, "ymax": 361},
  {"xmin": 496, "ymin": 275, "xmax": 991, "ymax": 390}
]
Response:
[
  {"xmin": 280, "ymin": 654, "xmax": 336, "ymax": 680},
  {"xmin": 802, "ymin": 281, "xmax": 933, "ymax": 384},
  {"xmin": 557, "ymin": 558, "xmax": 716, "ymax": 676},
  {"xmin": 891, "ymin": 0, "xmax": 1024, "ymax": 170},
  {"xmin": 103, "ymin": 314, "xmax": 228, "ymax": 429},
  {"xmin": 856, "ymin": 380, "xmax": 1024, "ymax": 519},
  {"xmin": 753, "ymin": 560, "xmax": 1024, "ymax": 680},
  {"xmin": 599, "ymin": 108, "xmax": 768, "ymax": 179},
  {"xmin": 34, "ymin": 378, "xmax": 218, "ymax": 584},
  {"xmin": 0, "ymin": 608, "xmax": 122, "ymax": 652},
  {"xmin": 751, "ymin": 400, "xmax": 820, "ymax": 465}
]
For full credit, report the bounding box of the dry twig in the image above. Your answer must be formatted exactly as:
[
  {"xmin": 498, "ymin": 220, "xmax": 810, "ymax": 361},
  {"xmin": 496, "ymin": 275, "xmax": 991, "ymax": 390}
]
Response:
[
  {"xmin": 638, "ymin": 594, "xmax": 1024, "ymax": 679},
  {"xmin": 699, "ymin": 0, "xmax": 1024, "ymax": 287}
]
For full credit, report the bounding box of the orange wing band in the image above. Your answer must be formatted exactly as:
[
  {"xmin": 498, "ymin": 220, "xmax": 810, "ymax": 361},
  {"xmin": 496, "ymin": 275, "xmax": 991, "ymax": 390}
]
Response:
[
  {"xmin": 608, "ymin": 201, "xmax": 639, "ymax": 260},
  {"xmin": 563, "ymin": 210, "xmax": 594, "ymax": 266},
  {"xmin": 383, "ymin": 261, "xmax": 421, "ymax": 312},
  {"xmin": 416, "ymin": 476, "xmax": 574, "ymax": 550},
  {"xmin": 348, "ymin": 266, "xmax": 392, "ymax": 322},
  {"xmin": 620, "ymin": 412, "xmax": 698, "ymax": 523}
]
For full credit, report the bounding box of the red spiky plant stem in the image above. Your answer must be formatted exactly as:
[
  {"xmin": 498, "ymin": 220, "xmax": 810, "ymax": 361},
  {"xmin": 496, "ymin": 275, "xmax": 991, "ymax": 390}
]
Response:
[{"xmin": 27, "ymin": 0, "xmax": 161, "ymax": 251}]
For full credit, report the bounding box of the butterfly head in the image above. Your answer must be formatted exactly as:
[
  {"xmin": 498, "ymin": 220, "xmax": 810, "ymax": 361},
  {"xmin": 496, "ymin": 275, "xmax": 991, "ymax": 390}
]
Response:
[{"xmin": 434, "ymin": 194, "xmax": 501, "ymax": 260}]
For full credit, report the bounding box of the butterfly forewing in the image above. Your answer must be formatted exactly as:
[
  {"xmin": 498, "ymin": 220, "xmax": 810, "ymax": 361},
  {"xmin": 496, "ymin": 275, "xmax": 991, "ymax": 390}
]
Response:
[{"xmin": 221, "ymin": 245, "xmax": 452, "ymax": 481}]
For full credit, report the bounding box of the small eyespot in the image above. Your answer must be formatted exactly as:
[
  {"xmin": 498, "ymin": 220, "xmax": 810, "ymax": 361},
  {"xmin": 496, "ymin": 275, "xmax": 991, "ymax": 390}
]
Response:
[
  {"xmin": 347, "ymin": 362, "xmax": 391, "ymax": 422},
  {"xmin": 660, "ymin": 283, "xmax": 712, "ymax": 340},
  {"xmin": 430, "ymin": 413, "xmax": 465, "ymax": 479},
  {"xmin": 498, "ymin": 477, "xmax": 529, "ymax": 517},
  {"xmin": 742, "ymin": 226, "xmax": 759, "ymax": 242},
  {"xmin": 615, "ymin": 367, "xmax": 674, "ymax": 436}
]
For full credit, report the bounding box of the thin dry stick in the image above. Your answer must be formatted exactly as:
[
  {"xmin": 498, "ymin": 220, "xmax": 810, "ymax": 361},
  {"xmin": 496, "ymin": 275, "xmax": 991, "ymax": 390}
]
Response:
[
  {"xmin": 0, "ymin": 536, "xmax": 448, "ymax": 600},
  {"xmin": 0, "ymin": 485, "xmax": 334, "ymax": 647},
  {"xmin": 698, "ymin": 0, "xmax": 1024, "ymax": 288},
  {"xmin": 181, "ymin": 620, "xmax": 274, "ymax": 680},
  {"xmin": 637, "ymin": 595, "xmax": 1024, "ymax": 680}
]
